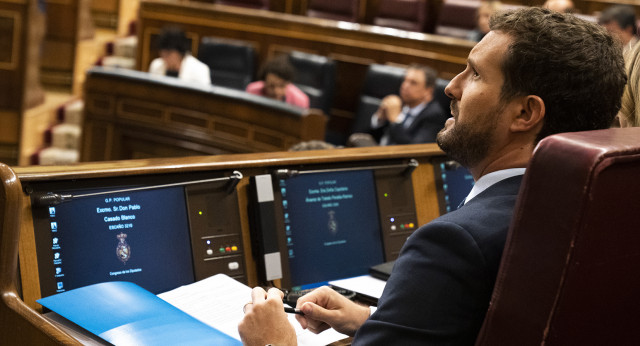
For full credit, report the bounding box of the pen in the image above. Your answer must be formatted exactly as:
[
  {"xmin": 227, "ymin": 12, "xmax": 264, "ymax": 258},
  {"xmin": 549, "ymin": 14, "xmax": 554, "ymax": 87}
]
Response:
[{"xmin": 284, "ymin": 307, "xmax": 304, "ymax": 315}]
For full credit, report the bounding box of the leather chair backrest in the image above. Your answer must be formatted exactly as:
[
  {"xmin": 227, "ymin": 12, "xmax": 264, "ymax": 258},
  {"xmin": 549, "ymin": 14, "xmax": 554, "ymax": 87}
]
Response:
[
  {"xmin": 435, "ymin": 0, "xmax": 481, "ymax": 39},
  {"xmin": 351, "ymin": 64, "xmax": 406, "ymax": 134},
  {"xmin": 215, "ymin": 0, "xmax": 269, "ymax": 9},
  {"xmin": 198, "ymin": 37, "xmax": 256, "ymax": 90},
  {"xmin": 306, "ymin": 0, "xmax": 361, "ymax": 22},
  {"xmin": 433, "ymin": 78, "xmax": 451, "ymax": 118},
  {"xmin": 288, "ymin": 51, "xmax": 336, "ymax": 116},
  {"xmin": 476, "ymin": 127, "xmax": 640, "ymax": 345},
  {"xmin": 373, "ymin": 0, "xmax": 428, "ymax": 32}
]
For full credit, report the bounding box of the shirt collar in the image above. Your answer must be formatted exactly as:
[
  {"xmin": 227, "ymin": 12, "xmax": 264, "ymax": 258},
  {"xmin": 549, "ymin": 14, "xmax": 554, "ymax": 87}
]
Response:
[
  {"xmin": 463, "ymin": 168, "xmax": 526, "ymax": 204},
  {"xmin": 404, "ymin": 101, "xmax": 428, "ymax": 117}
]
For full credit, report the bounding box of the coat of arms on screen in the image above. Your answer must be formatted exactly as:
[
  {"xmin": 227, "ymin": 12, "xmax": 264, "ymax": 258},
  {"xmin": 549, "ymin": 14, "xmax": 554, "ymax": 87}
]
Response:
[
  {"xmin": 116, "ymin": 232, "xmax": 131, "ymax": 264},
  {"xmin": 328, "ymin": 210, "xmax": 338, "ymax": 235}
]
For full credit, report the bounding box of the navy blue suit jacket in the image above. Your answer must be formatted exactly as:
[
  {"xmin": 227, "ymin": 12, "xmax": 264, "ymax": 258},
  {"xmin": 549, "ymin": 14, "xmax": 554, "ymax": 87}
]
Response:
[
  {"xmin": 353, "ymin": 175, "xmax": 523, "ymax": 345},
  {"xmin": 383, "ymin": 101, "xmax": 448, "ymax": 145}
]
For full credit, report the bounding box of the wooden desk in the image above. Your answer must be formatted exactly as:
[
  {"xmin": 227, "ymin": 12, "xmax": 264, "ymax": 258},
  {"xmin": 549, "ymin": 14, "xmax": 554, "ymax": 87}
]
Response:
[
  {"xmin": 137, "ymin": 0, "xmax": 473, "ymax": 138},
  {"xmin": 1, "ymin": 144, "xmax": 444, "ymax": 344},
  {"xmin": 81, "ymin": 67, "xmax": 327, "ymax": 161}
]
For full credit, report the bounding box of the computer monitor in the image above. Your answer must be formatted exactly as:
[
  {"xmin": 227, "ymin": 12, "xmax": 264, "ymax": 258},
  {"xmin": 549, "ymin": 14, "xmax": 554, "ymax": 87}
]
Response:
[
  {"xmin": 27, "ymin": 171, "xmax": 246, "ymax": 298},
  {"xmin": 433, "ymin": 160, "xmax": 475, "ymax": 214},
  {"xmin": 281, "ymin": 169, "xmax": 385, "ymax": 290},
  {"xmin": 249, "ymin": 160, "xmax": 420, "ymax": 290}
]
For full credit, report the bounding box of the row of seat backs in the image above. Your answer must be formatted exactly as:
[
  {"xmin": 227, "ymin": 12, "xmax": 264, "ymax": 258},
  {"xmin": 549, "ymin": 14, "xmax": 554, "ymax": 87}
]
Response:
[
  {"xmin": 197, "ymin": 38, "xmax": 453, "ymax": 144},
  {"xmin": 351, "ymin": 64, "xmax": 451, "ymax": 134},
  {"xmin": 213, "ymin": 0, "xmax": 483, "ymax": 39},
  {"xmin": 197, "ymin": 38, "xmax": 336, "ymax": 115}
]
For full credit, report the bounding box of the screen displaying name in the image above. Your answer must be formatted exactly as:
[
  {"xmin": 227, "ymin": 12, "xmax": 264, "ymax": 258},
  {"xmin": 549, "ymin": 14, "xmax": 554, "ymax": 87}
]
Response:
[
  {"xmin": 279, "ymin": 170, "xmax": 384, "ymax": 289},
  {"xmin": 43, "ymin": 186, "xmax": 194, "ymax": 296}
]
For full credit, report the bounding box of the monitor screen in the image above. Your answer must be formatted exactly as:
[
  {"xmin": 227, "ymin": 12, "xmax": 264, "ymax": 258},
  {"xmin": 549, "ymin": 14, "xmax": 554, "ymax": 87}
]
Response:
[
  {"xmin": 34, "ymin": 185, "xmax": 195, "ymax": 297},
  {"xmin": 278, "ymin": 170, "xmax": 385, "ymax": 290},
  {"xmin": 435, "ymin": 160, "xmax": 475, "ymax": 213}
]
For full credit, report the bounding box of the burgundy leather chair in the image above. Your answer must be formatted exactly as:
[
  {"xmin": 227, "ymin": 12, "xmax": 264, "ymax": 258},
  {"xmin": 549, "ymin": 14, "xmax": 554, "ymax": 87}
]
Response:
[
  {"xmin": 373, "ymin": 0, "xmax": 428, "ymax": 32},
  {"xmin": 476, "ymin": 127, "xmax": 640, "ymax": 345},
  {"xmin": 306, "ymin": 0, "xmax": 361, "ymax": 22},
  {"xmin": 435, "ymin": 0, "xmax": 480, "ymax": 39}
]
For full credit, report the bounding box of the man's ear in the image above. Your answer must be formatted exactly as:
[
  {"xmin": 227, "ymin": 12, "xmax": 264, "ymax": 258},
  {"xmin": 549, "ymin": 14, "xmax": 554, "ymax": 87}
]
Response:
[{"xmin": 511, "ymin": 95, "xmax": 545, "ymax": 132}]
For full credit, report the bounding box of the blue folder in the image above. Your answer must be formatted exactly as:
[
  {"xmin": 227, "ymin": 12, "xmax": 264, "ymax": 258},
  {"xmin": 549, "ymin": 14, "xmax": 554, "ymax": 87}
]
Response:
[{"xmin": 37, "ymin": 281, "xmax": 241, "ymax": 345}]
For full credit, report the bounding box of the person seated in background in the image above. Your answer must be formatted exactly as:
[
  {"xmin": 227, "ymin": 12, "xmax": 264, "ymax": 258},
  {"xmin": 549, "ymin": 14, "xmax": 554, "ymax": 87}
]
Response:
[
  {"xmin": 468, "ymin": 1, "xmax": 502, "ymax": 42},
  {"xmin": 618, "ymin": 42, "xmax": 640, "ymax": 127},
  {"xmin": 543, "ymin": 0, "xmax": 575, "ymax": 13},
  {"xmin": 148, "ymin": 27, "xmax": 211, "ymax": 85},
  {"xmin": 599, "ymin": 5, "xmax": 639, "ymax": 56},
  {"xmin": 348, "ymin": 64, "xmax": 447, "ymax": 147},
  {"xmin": 238, "ymin": 7, "xmax": 626, "ymax": 345},
  {"xmin": 245, "ymin": 55, "xmax": 310, "ymax": 108}
]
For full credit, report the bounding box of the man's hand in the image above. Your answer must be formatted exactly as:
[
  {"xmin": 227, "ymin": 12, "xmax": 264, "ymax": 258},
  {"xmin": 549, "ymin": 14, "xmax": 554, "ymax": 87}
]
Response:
[
  {"xmin": 294, "ymin": 286, "xmax": 371, "ymax": 337},
  {"xmin": 377, "ymin": 95, "xmax": 403, "ymax": 123},
  {"xmin": 238, "ymin": 287, "xmax": 297, "ymax": 346}
]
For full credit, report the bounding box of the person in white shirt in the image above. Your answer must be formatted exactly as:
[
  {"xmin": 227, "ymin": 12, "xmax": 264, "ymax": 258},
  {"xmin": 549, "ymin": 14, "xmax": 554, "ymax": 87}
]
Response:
[{"xmin": 148, "ymin": 27, "xmax": 211, "ymax": 86}]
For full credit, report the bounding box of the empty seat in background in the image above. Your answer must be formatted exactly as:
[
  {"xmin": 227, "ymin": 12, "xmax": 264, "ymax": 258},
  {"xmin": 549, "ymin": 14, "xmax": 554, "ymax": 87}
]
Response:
[
  {"xmin": 306, "ymin": 0, "xmax": 361, "ymax": 22},
  {"xmin": 351, "ymin": 64, "xmax": 406, "ymax": 135},
  {"xmin": 433, "ymin": 78, "xmax": 451, "ymax": 118},
  {"xmin": 435, "ymin": 0, "xmax": 481, "ymax": 39},
  {"xmin": 198, "ymin": 37, "xmax": 256, "ymax": 90},
  {"xmin": 373, "ymin": 0, "xmax": 428, "ymax": 32},
  {"xmin": 288, "ymin": 51, "xmax": 336, "ymax": 116},
  {"xmin": 215, "ymin": 0, "xmax": 269, "ymax": 9}
]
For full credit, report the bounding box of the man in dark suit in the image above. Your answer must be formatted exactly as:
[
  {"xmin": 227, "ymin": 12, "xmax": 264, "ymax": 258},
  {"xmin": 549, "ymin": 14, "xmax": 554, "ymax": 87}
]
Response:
[
  {"xmin": 238, "ymin": 7, "xmax": 627, "ymax": 345},
  {"xmin": 349, "ymin": 64, "xmax": 448, "ymax": 146}
]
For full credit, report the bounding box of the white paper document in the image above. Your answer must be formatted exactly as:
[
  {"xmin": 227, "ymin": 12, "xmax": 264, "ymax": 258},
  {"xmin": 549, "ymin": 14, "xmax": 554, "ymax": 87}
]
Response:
[
  {"xmin": 329, "ymin": 275, "xmax": 387, "ymax": 300},
  {"xmin": 158, "ymin": 274, "xmax": 348, "ymax": 345}
]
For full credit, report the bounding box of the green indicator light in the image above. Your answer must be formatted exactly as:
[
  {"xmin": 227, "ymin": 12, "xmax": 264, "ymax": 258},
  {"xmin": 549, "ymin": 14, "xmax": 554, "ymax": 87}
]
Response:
[
  {"xmin": 400, "ymin": 224, "xmax": 405, "ymax": 229},
  {"xmin": 219, "ymin": 247, "xmax": 225, "ymax": 253},
  {"xmin": 384, "ymin": 193, "xmax": 388, "ymax": 197}
]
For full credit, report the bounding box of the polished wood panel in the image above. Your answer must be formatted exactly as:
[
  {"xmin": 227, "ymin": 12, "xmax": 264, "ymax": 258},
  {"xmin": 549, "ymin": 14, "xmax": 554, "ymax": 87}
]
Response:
[
  {"xmin": 81, "ymin": 67, "xmax": 328, "ymax": 161},
  {"xmin": 578, "ymin": 0, "xmax": 640, "ymax": 16},
  {"xmin": 40, "ymin": 0, "xmax": 93, "ymax": 89},
  {"xmin": 91, "ymin": 0, "xmax": 118, "ymax": 28},
  {"xmin": 137, "ymin": 0, "xmax": 472, "ymax": 138},
  {"xmin": 0, "ymin": 0, "xmax": 45, "ymax": 165}
]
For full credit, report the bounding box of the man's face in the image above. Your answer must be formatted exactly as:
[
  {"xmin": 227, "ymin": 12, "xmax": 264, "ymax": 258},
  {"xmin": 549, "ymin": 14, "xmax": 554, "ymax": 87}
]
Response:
[
  {"xmin": 264, "ymin": 73, "xmax": 289, "ymax": 101},
  {"xmin": 160, "ymin": 50, "xmax": 183, "ymax": 72},
  {"xmin": 477, "ymin": 7, "xmax": 492, "ymax": 34},
  {"xmin": 436, "ymin": 31, "xmax": 513, "ymax": 169},
  {"xmin": 602, "ymin": 21, "xmax": 632, "ymax": 46},
  {"xmin": 400, "ymin": 68, "xmax": 433, "ymax": 108}
]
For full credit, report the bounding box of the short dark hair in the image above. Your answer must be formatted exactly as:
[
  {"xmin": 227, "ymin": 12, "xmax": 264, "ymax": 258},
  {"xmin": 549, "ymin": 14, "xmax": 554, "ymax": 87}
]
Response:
[
  {"xmin": 157, "ymin": 27, "xmax": 189, "ymax": 55},
  {"xmin": 258, "ymin": 55, "xmax": 296, "ymax": 82},
  {"xmin": 491, "ymin": 7, "xmax": 626, "ymax": 143},
  {"xmin": 408, "ymin": 63, "xmax": 438, "ymax": 89},
  {"xmin": 599, "ymin": 5, "xmax": 637, "ymax": 34}
]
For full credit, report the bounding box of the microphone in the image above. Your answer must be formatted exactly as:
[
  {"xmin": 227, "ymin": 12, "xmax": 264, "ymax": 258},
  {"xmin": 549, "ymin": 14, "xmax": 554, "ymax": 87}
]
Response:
[
  {"xmin": 32, "ymin": 192, "xmax": 73, "ymax": 207},
  {"xmin": 31, "ymin": 171, "xmax": 244, "ymax": 207}
]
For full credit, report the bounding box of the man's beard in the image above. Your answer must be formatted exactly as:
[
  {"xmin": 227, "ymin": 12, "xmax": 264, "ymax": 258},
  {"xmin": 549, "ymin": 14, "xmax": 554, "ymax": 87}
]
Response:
[{"xmin": 436, "ymin": 102, "xmax": 500, "ymax": 168}]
